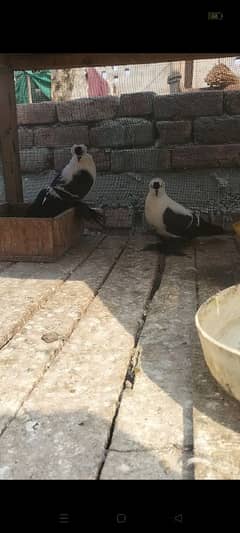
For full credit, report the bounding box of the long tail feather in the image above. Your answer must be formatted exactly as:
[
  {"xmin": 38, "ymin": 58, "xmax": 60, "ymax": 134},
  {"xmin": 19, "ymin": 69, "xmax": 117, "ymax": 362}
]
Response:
[
  {"xmin": 75, "ymin": 202, "xmax": 105, "ymax": 228},
  {"xmin": 198, "ymin": 218, "xmax": 224, "ymax": 236},
  {"xmin": 184, "ymin": 215, "xmax": 224, "ymax": 239}
]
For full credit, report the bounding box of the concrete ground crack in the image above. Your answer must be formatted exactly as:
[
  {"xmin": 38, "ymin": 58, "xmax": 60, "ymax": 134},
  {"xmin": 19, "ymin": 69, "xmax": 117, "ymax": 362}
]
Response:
[
  {"xmin": 96, "ymin": 254, "xmax": 166, "ymax": 479},
  {"xmin": 134, "ymin": 255, "xmax": 165, "ymax": 348}
]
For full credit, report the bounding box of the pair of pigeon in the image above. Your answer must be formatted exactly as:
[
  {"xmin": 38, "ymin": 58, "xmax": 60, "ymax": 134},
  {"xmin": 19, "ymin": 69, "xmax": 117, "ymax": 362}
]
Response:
[{"xmin": 28, "ymin": 144, "xmax": 224, "ymax": 254}]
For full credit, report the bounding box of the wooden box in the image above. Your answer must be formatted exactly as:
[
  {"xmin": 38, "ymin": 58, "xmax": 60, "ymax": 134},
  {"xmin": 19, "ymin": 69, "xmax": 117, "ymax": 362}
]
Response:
[{"xmin": 0, "ymin": 204, "xmax": 84, "ymax": 261}]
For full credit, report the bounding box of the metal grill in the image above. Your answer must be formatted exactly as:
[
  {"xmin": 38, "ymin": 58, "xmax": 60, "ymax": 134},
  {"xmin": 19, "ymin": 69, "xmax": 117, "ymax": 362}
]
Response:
[
  {"xmin": 18, "ymin": 168, "xmax": 240, "ymax": 217},
  {"xmin": 1, "ymin": 57, "xmax": 240, "ymax": 230}
]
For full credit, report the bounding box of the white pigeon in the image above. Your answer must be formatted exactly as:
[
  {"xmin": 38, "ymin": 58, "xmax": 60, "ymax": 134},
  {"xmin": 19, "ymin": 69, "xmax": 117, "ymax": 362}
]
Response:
[{"xmin": 144, "ymin": 178, "xmax": 224, "ymax": 241}]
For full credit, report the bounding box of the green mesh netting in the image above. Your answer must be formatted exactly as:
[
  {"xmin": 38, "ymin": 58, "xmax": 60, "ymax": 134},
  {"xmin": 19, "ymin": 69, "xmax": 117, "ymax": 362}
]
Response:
[{"xmin": 15, "ymin": 70, "xmax": 51, "ymax": 104}]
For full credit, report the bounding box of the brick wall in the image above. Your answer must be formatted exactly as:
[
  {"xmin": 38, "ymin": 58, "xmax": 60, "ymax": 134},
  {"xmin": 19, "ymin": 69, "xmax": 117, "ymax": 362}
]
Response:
[{"xmin": 17, "ymin": 90, "xmax": 240, "ymax": 175}]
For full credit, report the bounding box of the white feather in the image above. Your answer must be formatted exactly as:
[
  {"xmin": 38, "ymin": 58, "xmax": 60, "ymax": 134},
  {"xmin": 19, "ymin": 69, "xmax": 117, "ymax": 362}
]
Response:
[{"xmin": 61, "ymin": 145, "xmax": 96, "ymax": 184}]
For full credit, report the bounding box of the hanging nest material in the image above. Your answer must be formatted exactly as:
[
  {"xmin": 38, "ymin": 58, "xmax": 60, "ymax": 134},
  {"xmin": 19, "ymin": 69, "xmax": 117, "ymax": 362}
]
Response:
[
  {"xmin": 223, "ymin": 82, "xmax": 240, "ymax": 90},
  {"xmin": 205, "ymin": 63, "xmax": 240, "ymax": 90}
]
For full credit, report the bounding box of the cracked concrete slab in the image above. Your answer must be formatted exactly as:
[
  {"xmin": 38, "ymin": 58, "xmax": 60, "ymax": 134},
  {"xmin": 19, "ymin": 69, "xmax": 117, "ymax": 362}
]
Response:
[
  {"xmin": 0, "ymin": 236, "xmax": 158, "ymax": 479},
  {"xmin": 0, "ymin": 235, "xmax": 127, "ymax": 435},
  {"xmin": 0, "ymin": 235, "xmax": 240, "ymax": 480},
  {"xmin": 101, "ymin": 252, "xmax": 195, "ymax": 479},
  {"xmin": 0, "ymin": 236, "xmax": 103, "ymax": 349}
]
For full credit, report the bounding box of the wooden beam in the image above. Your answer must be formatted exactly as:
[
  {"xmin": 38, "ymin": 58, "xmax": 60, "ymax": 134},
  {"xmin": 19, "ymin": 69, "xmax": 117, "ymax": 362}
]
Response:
[
  {"xmin": 0, "ymin": 53, "xmax": 239, "ymax": 70},
  {"xmin": 0, "ymin": 67, "xmax": 23, "ymax": 204},
  {"xmin": 184, "ymin": 60, "xmax": 194, "ymax": 88},
  {"xmin": 27, "ymin": 73, "xmax": 32, "ymax": 103}
]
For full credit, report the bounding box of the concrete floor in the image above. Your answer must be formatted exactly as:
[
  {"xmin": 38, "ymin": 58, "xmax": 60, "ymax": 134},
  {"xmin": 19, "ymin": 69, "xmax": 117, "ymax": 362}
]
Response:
[{"xmin": 0, "ymin": 233, "xmax": 239, "ymax": 479}]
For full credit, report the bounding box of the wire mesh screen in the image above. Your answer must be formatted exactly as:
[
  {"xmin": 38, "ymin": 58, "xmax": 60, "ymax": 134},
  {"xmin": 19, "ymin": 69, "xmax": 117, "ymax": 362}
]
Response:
[
  {"xmin": 49, "ymin": 57, "xmax": 240, "ymax": 100},
  {"xmin": 193, "ymin": 57, "xmax": 240, "ymax": 91},
  {"xmin": 1, "ymin": 57, "xmax": 239, "ymax": 228},
  {"xmin": 0, "ymin": 146, "xmax": 5, "ymax": 203}
]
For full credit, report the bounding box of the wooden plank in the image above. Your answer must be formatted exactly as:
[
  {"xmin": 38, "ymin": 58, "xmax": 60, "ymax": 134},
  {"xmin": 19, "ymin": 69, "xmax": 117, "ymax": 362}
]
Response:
[
  {"xmin": 193, "ymin": 237, "xmax": 240, "ymax": 479},
  {"xmin": 184, "ymin": 60, "xmax": 194, "ymax": 88},
  {"xmin": 26, "ymin": 73, "xmax": 32, "ymax": 104},
  {"xmin": 0, "ymin": 206, "xmax": 83, "ymax": 261},
  {"xmin": 0, "ymin": 217, "xmax": 54, "ymax": 257},
  {"xmin": 101, "ymin": 250, "xmax": 195, "ymax": 479},
  {"xmin": 0, "ymin": 67, "xmax": 23, "ymax": 203},
  {"xmin": 0, "ymin": 203, "xmax": 8, "ymax": 215},
  {"xmin": 53, "ymin": 209, "xmax": 83, "ymax": 258},
  {"xmin": 0, "ymin": 53, "xmax": 238, "ymax": 70},
  {"xmin": 0, "ymin": 236, "xmax": 159, "ymax": 479}
]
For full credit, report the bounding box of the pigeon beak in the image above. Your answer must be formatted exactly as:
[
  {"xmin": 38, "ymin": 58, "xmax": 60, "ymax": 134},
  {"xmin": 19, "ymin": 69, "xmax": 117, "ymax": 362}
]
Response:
[
  {"xmin": 77, "ymin": 155, "xmax": 81, "ymax": 162},
  {"xmin": 155, "ymin": 189, "xmax": 158, "ymax": 196}
]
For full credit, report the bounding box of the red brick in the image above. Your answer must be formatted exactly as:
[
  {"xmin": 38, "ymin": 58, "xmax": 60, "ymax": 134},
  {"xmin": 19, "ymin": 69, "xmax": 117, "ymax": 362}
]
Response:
[
  {"xmin": 89, "ymin": 119, "xmax": 154, "ymax": 148},
  {"xmin": 194, "ymin": 116, "xmax": 240, "ymax": 144},
  {"xmin": 88, "ymin": 149, "xmax": 111, "ymax": 172},
  {"xmin": 224, "ymin": 91, "xmax": 240, "ymax": 114},
  {"xmin": 111, "ymin": 148, "xmax": 170, "ymax": 172},
  {"xmin": 171, "ymin": 144, "xmax": 240, "ymax": 169},
  {"xmin": 20, "ymin": 148, "xmax": 53, "ymax": 173},
  {"xmin": 17, "ymin": 102, "xmax": 57, "ymax": 125},
  {"xmin": 154, "ymin": 91, "xmax": 223, "ymax": 120},
  {"xmin": 105, "ymin": 208, "xmax": 133, "ymax": 228},
  {"xmin": 34, "ymin": 125, "xmax": 88, "ymax": 147},
  {"xmin": 118, "ymin": 92, "xmax": 155, "ymax": 117},
  {"xmin": 57, "ymin": 96, "xmax": 119, "ymax": 123},
  {"xmin": 18, "ymin": 128, "xmax": 34, "ymax": 149},
  {"xmin": 156, "ymin": 121, "xmax": 192, "ymax": 144}
]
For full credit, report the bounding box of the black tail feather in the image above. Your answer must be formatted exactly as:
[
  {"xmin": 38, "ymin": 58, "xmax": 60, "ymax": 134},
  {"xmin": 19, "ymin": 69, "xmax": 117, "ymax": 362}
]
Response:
[
  {"xmin": 185, "ymin": 215, "xmax": 224, "ymax": 239},
  {"xmin": 196, "ymin": 218, "xmax": 224, "ymax": 237},
  {"xmin": 75, "ymin": 202, "xmax": 105, "ymax": 228}
]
